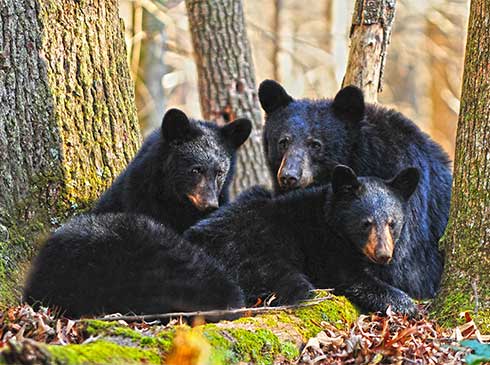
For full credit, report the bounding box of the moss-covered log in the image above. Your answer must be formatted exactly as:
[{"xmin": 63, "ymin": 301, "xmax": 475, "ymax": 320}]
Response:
[
  {"xmin": 0, "ymin": 0, "xmax": 141, "ymax": 306},
  {"xmin": 0, "ymin": 294, "xmax": 359, "ymax": 365},
  {"xmin": 432, "ymin": 0, "xmax": 490, "ymax": 334}
]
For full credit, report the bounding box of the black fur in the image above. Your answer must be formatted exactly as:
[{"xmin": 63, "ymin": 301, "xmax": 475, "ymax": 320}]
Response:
[
  {"xmin": 258, "ymin": 80, "xmax": 451, "ymax": 299},
  {"xmin": 93, "ymin": 109, "xmax": 252, "ymax": 233},
  {"xmin": 185, "ymin": 166, "xmax": 421, "ymax": 316},
  {"xmin": 23, "ymin": 213, "xmax": 244, "ymax": 318}
]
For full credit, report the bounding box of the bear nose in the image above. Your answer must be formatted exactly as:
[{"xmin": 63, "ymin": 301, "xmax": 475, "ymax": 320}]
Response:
[
  {"xmin": 280, "ymin": 174, "xmax": 299, "ymax": 188},
  {"xmin": 375, "ymin": 251, "xmax": 392, "ymax": 264},
  {"xmin": 201, "ymin": 196, "xmax": 219, "ymax": 211}
]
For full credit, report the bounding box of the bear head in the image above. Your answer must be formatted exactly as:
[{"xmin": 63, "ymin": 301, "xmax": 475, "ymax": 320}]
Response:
[
  {"xmin": 160, "ymin": 108, "xmax": 252, "ymax": 211},
  {"xmin": 329, "ymin": 165, "xmax": 420, "ymax": 265},
  {"xmin": 259, "ymin": 80, "xmax": 365, "ymax": 193}
]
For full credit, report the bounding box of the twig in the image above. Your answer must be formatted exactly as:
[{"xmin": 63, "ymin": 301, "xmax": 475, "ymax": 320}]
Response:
[{"xmin": 87, "ymin": 294, "xmax": 333, "ymax": 323}]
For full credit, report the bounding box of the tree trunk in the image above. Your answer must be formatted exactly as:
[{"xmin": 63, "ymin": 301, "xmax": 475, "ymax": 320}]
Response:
[
  {"xmin": 433, "ymin": 0, "xmax": 490, "ymax": 334},
  {"xmin": 343, "ymin": 0, "xmax": 396, "ymax": 102},
  {"xmin": 426, "ymin": 2, "xmax": 467, "ymax": 162},
  {"xmin": 0, "ymin": 0, "xmax": 141, "ymax": 306},
  {"xmin": 272, "ymin": 0, "xmax": 282, "ymax": 82},
  {"xmin": 185, "ymin": 0, "xmax": 270, "ymax": 196}
]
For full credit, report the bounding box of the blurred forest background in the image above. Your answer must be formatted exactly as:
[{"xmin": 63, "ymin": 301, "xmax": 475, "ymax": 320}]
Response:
[{"xmin": 119, "ymin": 0, "xmax": 468, "ymax": 161}]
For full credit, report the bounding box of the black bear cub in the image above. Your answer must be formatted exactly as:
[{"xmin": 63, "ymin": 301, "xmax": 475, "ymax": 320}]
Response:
[
  {"xmin": 258, "ymin": 80, "xmax": 451, "ymax": 299},
  {"xmin": 23, "ymin": 213, "xmax": 244, "ymax": 318},
  {"xmin": 186, "ymin": 166, "xmax": 421, "ymax": 316},
  {"xmin": 93, "ymin": 108, "xmax": 252, "ymax": 233}
]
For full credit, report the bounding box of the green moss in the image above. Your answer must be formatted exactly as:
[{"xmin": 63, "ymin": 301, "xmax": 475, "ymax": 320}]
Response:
[
  {"xmin": 280, "ymin": 341, "xmax": 300, "ymax": 361},
  {"xmin": 82, "ymin": 320, "xmax": 172, "ymax": 351},
  {"xmin": 294, "ymin": 295, "xmax": 358, "ymax": 338},
  {"xmin": 47, "ymin": 340, "xmax": 160, "ymax": 364},
  {"xmin": 202, "ymin": 324, "xmax": 301, "ymax": 364},
  {"xmin": 202, "ymin": 326, "xmax": 236, "ymax": 364},
  {"xmin": 230, "ymin": 328, "xmax": 281, "ymax": 364}
]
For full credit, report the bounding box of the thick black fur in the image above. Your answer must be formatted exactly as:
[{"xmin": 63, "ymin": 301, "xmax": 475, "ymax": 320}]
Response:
[
  {"xmin": 93, "ymin": 109, "xmax": 252, "ymax": 233},
  {"xmin": 258, "ymin": 80, "xmax": 452, "ymax": 299},
  {"xmin": 23, "ymin": 213, "xmax": 244, "ymax": 318},
  {"xmin": 185, "ymin": 166, "xmax": 421, "ymax": 316}
]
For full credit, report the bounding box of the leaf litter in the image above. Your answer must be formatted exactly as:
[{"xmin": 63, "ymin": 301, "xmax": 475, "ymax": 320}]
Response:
[
  {"xmin": 298, "ymin": 306, "xmax": 484, "ymax": 365},
  {"xmin": 1, "ymin": 303, "xmax": 489, "ymax": 364}
]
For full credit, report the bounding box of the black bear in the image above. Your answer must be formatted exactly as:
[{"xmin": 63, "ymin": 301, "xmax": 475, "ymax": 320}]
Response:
[
  {"xmin": 258, "ymin": 80, "xmax": 451, "ymax": 299},
  {"xmin": 185, "ymin": 166, "xmax": 421, "ymax": 316},
  {"xmin": 23, "ymin": 213, "xmax": 244, "ymax": 318},
  {"xmin": 93, "ymin": 108, "xmax": 252, "ymax": 233}
]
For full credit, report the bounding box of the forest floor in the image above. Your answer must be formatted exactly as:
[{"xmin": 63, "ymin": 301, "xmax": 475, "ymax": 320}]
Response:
[{"xmin": 0, "ymin": 299, "xmax": 489, "ymax": 364}]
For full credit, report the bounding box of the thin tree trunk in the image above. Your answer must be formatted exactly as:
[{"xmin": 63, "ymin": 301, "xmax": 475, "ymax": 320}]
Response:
[
  {"xmin": 324, "ymin": 0, "xmax": 337, "ymax": 91},
  {"xmin": 0, "ymin": 0, "xmax": 141, "ymax": 305},
  {"xmin": 185, "ymin": 0, "xmax": 270, "ymax": 195},
  {"xmin": 433, "ymin": 0, "xmax": 490, "ymax": 333},
  {"xmin": 272, "ymin": 0, "xmax": 282, "ymax": 81},
  {"xmin": 343, "ymin": 0, "xmax": 396, "ymax": 102}
]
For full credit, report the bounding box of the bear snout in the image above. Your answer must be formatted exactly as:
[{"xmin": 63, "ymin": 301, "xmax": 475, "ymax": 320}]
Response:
[
  {"xmin": 277, "ymin": 150, "xmax": 314, "ymax": 190},
  {"xmin": 363, "ymin": 225, "xmax": 394, "ymax": 265}
]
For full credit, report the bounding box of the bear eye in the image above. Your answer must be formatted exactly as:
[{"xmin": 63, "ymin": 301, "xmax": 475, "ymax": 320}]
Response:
[
  {"xmin": 388, "ymin": 219, "xmax": 396, "ymax": 230},
  {"xmin": 362, "ymin": 218, "xmax": 373, "ymax": 229},
  {"xmin": 278, "ymin": 136, "xmax": 291, "ymax": 149},
  {"xmin": 191, "ymin": 166, "xmax": 203, "ymax": 175},
  {"xmin": 309, "ymin": 139, "xmax": 322, "ymax": 151}
]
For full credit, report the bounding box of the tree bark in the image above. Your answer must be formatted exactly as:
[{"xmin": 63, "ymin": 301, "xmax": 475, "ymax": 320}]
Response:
[
  {"xmin": 185, "ymin": 0, "xmax": 270, "ymax": 196},
  {"xmin": 0, "ymin": 0, "xmax": 141, "ymax": 306},
  {"xmin": 433, "ymin": 0, "xmax": 490, "ymax": 334},
  {"xmin": 343, "ymin": 0, "xmax": 396, "ymax": 102}
]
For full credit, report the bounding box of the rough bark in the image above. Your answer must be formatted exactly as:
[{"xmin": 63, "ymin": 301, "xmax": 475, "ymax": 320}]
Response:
[
  {"xmin": 185, "ymin": 0, "xmax": 270, "ymax": 196},
  {"xmin": 432, "ymin": 0, "xmax": 490, "ymax": 334},
  {"xmin": 0, "ymin": 0, "xmax": 141, "ymax": 306},
  {"xmin": 343, "ymin": 0, "xmax": 396, "ymax": 102}
]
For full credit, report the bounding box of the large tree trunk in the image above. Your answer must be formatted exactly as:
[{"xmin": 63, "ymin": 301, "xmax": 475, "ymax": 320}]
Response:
[
  {"xmin": 343, "ymin": 0, "xmax": 396, "ymax": 102},
  {"xmin": 0, "ymin": 0, "xmax": 141, "ymax": 306},
  {"xmin": 433, "ymin": 0, "xmax": 490, "ymax": 334},
  {"xmin": 185, "ymin": 0, "xmax": 270, "ymax": 195}
]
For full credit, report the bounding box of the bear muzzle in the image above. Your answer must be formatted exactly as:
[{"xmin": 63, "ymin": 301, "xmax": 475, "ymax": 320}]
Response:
[
  {"xmin": 363, "ymin": 225, "xmax": 394, "ymax": 265},
  {"xmin": 277, "ymin": 150, "xmax": 314, "ymax": 190},
  {"xmin": 187, "ymin": 193, "xmax": 219, "ymax": 212}
]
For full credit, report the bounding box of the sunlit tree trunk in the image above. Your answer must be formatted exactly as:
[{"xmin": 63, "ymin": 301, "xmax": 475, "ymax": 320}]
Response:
[
  {"xmin": 272, "ymin": 0, "xmax": 282, "ymax": 82},
  {"xmin": 433, "ymin": 0, "xmax": 490, "ymax": 334},
  {"xmin": 0, "ymin": 0, "xmax": 141, "ymax": 306},
  {"xmin": 426, "ymin": 2, "xmax": 467, "ymax": 162},
  {"xmin": 343, "ymin": 0, "xmax": 396, "ymax": 102},
  {"xmin": 185, "ymin": 0, "xmax": 270, "ymax": 195}
]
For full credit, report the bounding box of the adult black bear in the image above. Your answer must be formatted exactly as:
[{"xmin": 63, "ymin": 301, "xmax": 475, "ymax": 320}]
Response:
[
  {"xmin": 258, "ymin": 80, "xmax": 451, "ymax": 299},
  {"xmin": 186, "ymin": 166, "xmax": 421, "ymax": 316},
  {"xmin": 23, "ymin": 213, "xmax": 244, "ymax": 318},
  {"xmin": 93, "ymin": 108, "xmax": 252, "ymax": 233}
]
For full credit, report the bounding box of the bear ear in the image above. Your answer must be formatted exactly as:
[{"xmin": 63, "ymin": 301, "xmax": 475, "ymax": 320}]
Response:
[
  {"xmin": 332, "ymin": 85, "xmax": 365, "ymax": 123},
  {"xmin": 258, "ymin": 79, "xmax": 294, "ymax": 114},
  {"xmin": 388, "ymin": 167, "xmax": 420, "ymax": 201},
  {"xmin": 221, "ymin": 118, "xmax": 252, "ymax": 149},
  {"xmin": 161, "ymin": 108, "xmax": 191, "ymax": 142},
  {"xmin": 332, "ymin": 165, "xmax": 360, "ymax": 195}
]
